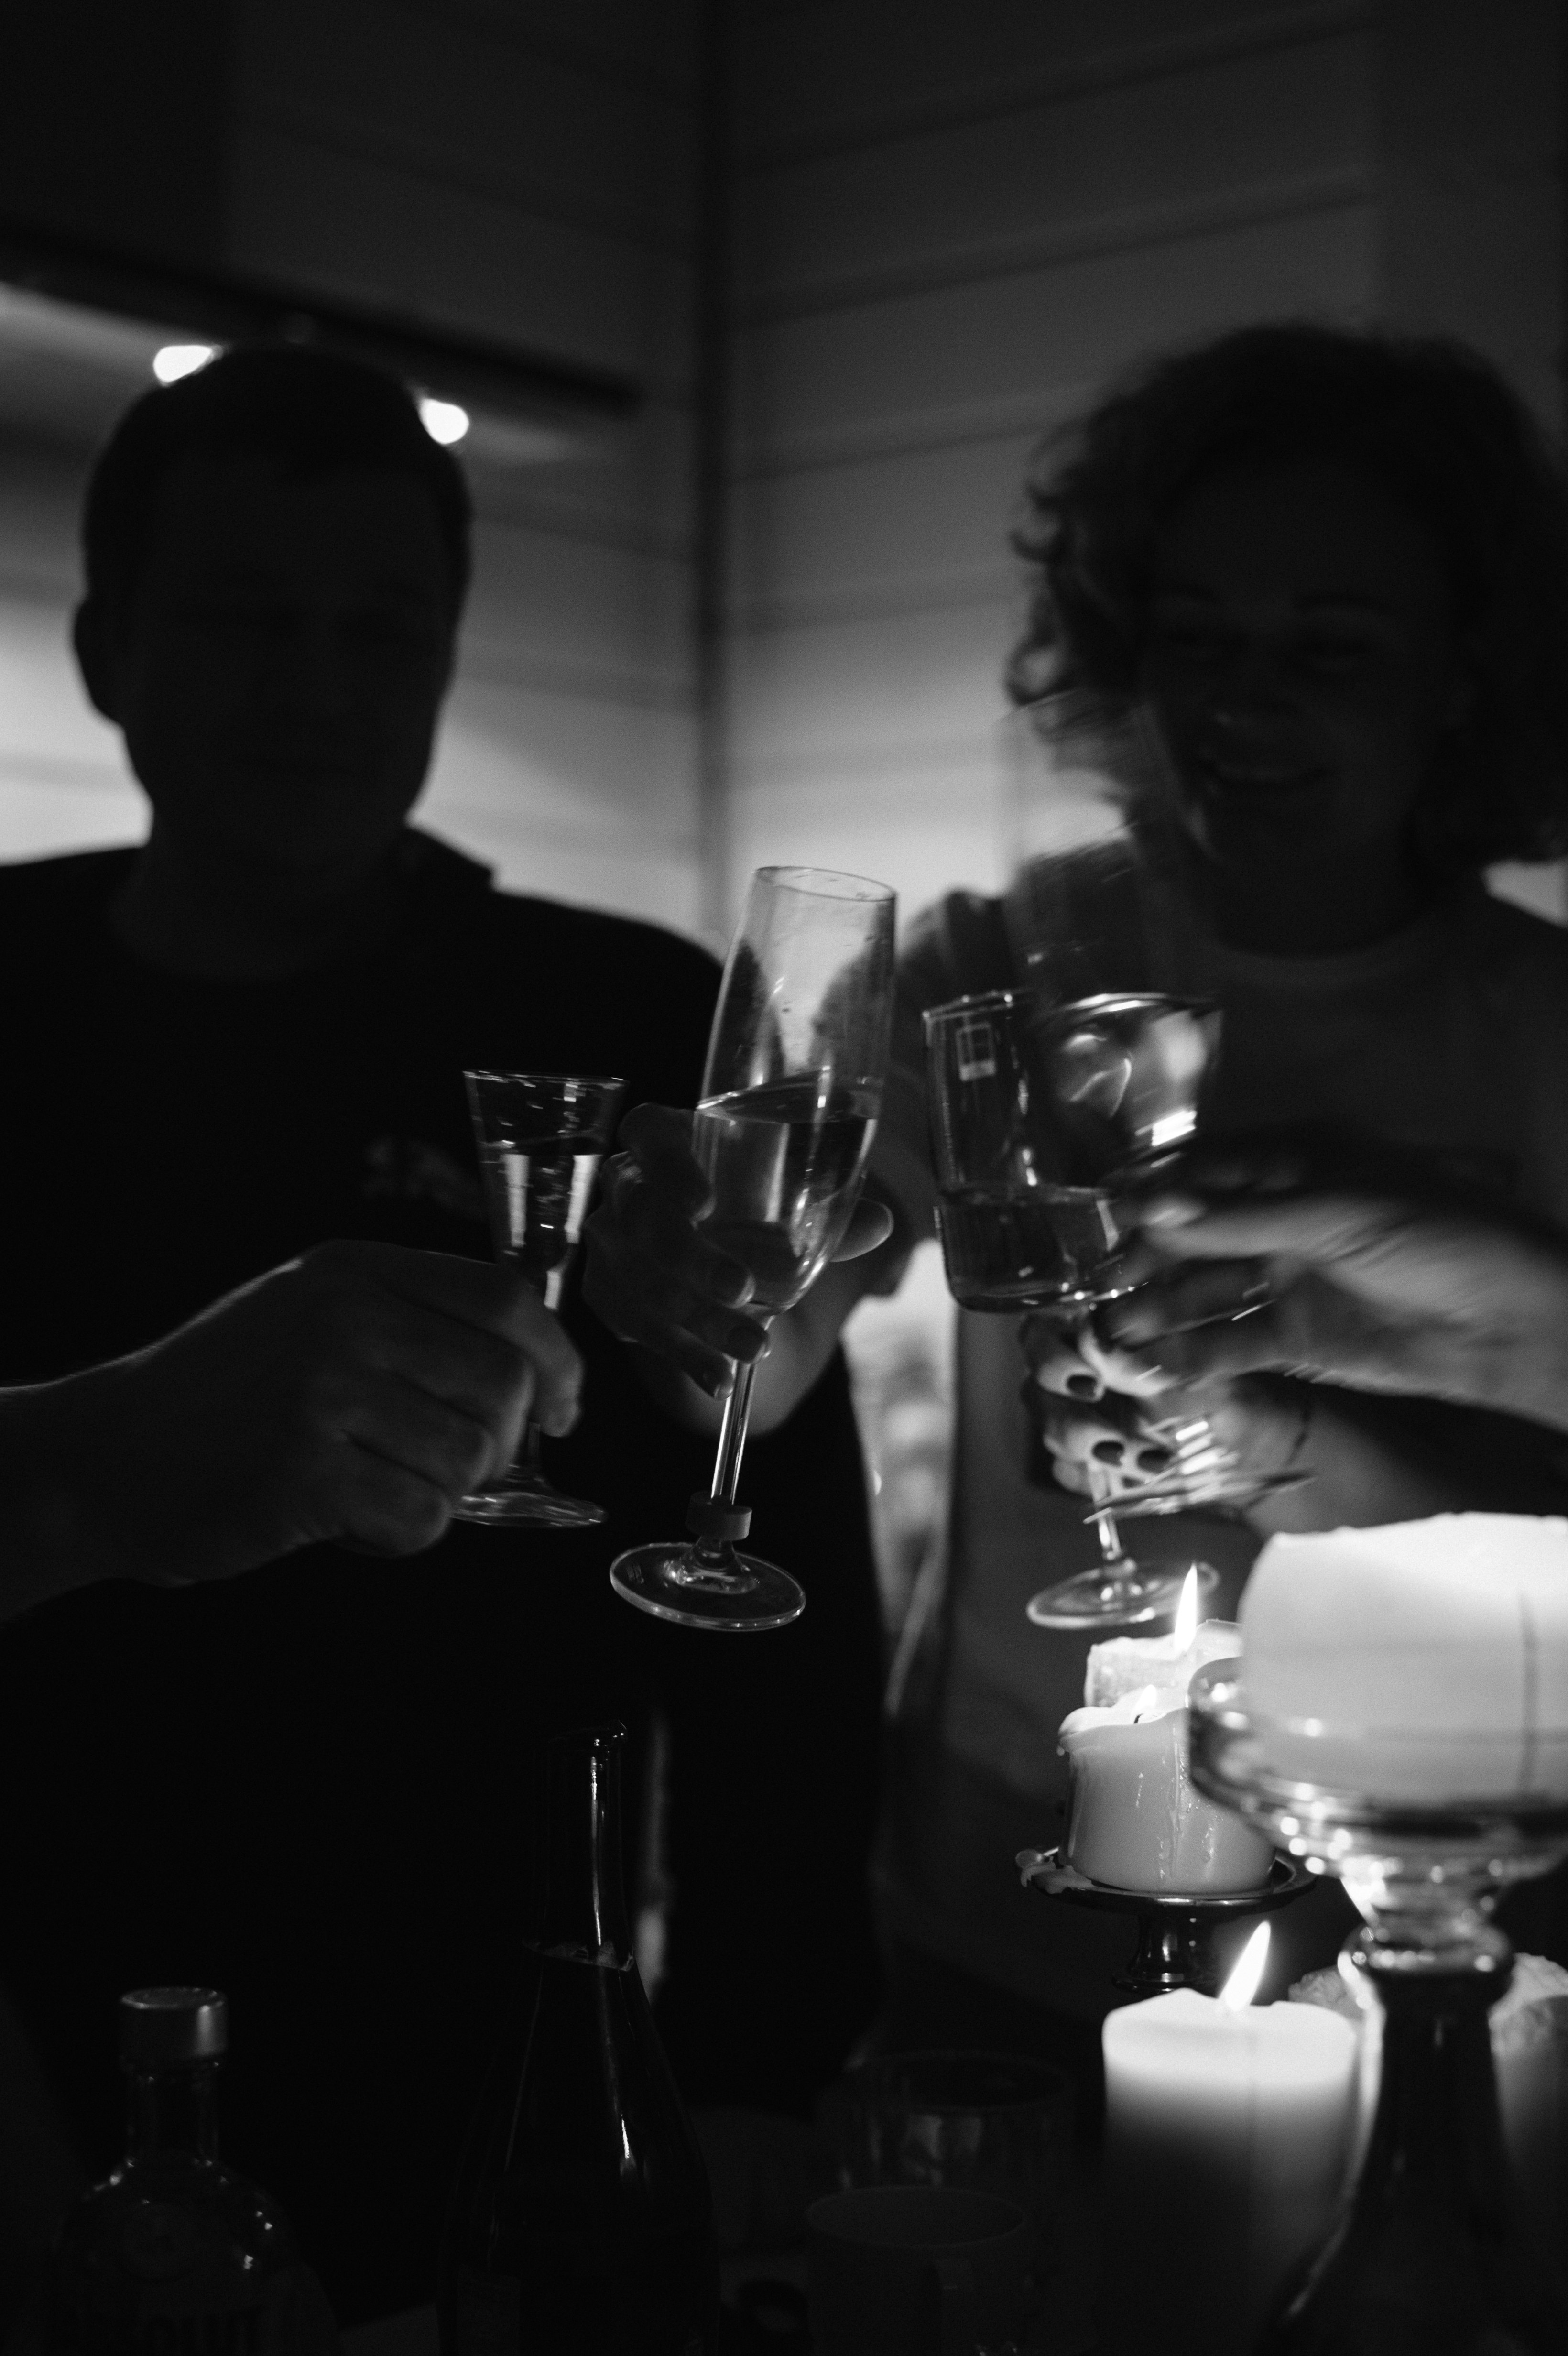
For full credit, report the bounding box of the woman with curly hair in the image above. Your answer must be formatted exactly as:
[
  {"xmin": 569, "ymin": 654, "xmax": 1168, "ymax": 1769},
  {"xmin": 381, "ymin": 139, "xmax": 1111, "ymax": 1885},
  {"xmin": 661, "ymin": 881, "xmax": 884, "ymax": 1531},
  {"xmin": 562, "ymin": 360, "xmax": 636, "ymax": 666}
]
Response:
[{"xmin": 587, "ymin": 320, "xmax": 1568, "ymax": 2080}]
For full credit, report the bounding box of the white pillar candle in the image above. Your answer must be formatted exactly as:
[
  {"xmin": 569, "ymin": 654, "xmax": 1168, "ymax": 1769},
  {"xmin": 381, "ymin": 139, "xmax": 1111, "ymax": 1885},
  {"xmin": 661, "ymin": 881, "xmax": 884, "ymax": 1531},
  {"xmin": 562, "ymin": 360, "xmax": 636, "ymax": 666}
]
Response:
[
  {"xmin": 1059, "ymin": 1685, "xmax": 1276, "ymax": 1894},
  {"xmin": 1101, "ymin": 1985, "xmax": 1358, "ymax": 2353},
  {"xmin": 1241, "ymin": 1514, "xmax": 1568, "ymax": 1801},
  {"xmin": 1086, "ymin": 1616, "xmax": 1241, "ymax": 1708}
]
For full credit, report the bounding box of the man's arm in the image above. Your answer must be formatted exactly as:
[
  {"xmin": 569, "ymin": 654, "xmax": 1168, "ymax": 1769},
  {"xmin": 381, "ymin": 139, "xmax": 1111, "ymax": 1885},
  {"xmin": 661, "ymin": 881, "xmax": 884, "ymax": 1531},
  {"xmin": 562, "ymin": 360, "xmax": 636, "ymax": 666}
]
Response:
[{"xmin": 0, "ymin": 1240, "xmax": 582, "ymax": 1624}]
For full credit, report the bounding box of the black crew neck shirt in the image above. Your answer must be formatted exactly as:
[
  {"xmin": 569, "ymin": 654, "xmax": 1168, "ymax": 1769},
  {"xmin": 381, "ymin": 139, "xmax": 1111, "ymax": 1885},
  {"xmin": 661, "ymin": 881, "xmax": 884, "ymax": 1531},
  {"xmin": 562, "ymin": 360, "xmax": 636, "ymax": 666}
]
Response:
[{"xmin": 0, "ymin": 834, "xmax": 883, "ymax": 2322}]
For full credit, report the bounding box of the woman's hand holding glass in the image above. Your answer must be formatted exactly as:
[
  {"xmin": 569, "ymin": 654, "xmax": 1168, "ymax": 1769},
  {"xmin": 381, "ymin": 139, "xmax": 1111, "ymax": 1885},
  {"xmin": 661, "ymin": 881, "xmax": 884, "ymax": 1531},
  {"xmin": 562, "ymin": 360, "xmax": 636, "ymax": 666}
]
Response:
[
  {"xmin": 1091, "ymin": 1145, "xmax": 1568, "ymax": 1435},
  {"xmin": 1021, "ymin": 1312, "xmax": 1314, "ymax": 1513}
]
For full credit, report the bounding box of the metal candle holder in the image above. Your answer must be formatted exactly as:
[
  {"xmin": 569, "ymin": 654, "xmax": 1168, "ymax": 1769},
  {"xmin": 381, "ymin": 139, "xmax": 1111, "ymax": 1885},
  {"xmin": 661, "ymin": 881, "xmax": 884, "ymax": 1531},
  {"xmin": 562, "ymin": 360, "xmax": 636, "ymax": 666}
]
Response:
[{"xmin": 1016, "ymin": 1844, "xmax": 1314, "ymax": 1996}]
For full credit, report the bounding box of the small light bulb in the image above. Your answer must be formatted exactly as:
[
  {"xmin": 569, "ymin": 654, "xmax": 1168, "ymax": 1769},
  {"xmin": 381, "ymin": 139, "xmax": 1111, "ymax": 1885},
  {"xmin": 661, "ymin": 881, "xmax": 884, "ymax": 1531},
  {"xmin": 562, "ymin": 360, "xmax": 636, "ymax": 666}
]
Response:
[
  {"xmin": 152, "ymin": 344, "xmax": 217, "ymax": 384},
  {"xmin": 419, "ymin": 397, "xmax": 469, "ymax": 446}
]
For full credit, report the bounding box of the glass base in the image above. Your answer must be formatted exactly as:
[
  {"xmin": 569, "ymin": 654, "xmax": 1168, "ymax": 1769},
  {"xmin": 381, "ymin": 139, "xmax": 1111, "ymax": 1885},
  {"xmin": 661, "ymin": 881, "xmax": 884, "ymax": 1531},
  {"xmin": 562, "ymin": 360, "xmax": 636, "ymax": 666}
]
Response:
[
  {"xmin": 453, "ymin": 1475, "xmax": 606, "ymax": 1528},
  {"xmin": 609, "ymin": 1540, "xmax": 806, "ymax": 1632},
  {"xmin": 1025, "ymin": 1559, "xmax": 1219, "ymax": 1631}
]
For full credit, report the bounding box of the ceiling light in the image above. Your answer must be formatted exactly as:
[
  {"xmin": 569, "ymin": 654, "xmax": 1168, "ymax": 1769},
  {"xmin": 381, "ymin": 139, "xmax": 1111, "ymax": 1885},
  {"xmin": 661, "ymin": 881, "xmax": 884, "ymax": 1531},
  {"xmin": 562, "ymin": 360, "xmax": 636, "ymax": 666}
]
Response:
[
  {"xmin": 419, "ymin": 396, "xmax": 469, "ymax": 446},
  {"xmin": 152, "ymin": 344, "xmax": 217, "ymax": 384}
]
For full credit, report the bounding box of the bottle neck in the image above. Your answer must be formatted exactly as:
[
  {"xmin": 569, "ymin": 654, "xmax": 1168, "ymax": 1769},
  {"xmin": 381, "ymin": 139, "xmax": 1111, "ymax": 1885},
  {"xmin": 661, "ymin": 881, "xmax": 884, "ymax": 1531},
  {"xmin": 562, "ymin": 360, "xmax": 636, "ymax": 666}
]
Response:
[
  {"xmin": 126, "ymin": 2060, "xmax": 221, "ymax": 2165},
  {"xmin": 535, "ymin": 1726, "xmax": 634, "ymax": 1969}
]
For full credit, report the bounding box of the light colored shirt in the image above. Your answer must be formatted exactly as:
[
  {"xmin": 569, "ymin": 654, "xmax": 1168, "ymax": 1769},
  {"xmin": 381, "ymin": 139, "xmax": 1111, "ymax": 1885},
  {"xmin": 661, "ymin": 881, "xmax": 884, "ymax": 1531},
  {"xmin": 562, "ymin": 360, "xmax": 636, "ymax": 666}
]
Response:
[{"xmin": 871, "ymin": 875, "xmax": 1568, "ymax": 2017}]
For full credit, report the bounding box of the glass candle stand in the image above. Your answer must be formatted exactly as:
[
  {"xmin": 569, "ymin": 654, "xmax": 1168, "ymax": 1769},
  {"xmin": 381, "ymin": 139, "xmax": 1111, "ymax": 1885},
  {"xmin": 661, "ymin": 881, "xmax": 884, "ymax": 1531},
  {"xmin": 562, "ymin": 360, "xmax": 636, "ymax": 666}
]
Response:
[{"xmin": 1188, "ymin": 1666, "xmax": 1568, "ymax": 2353}]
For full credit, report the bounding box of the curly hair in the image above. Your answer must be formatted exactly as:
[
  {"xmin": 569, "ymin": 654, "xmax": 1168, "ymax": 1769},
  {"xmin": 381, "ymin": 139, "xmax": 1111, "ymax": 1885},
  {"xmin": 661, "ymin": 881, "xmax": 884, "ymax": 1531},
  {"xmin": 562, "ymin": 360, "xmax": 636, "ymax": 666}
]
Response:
[{"xmin": 1008, "ymin": 323, "xmax": 1568, "ymax": 871}]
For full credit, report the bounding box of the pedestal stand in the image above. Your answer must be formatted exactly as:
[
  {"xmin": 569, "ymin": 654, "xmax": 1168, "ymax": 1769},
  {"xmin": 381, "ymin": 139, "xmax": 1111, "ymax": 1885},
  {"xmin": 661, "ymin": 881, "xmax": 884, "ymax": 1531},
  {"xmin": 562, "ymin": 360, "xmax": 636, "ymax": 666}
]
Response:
[
  {"xmin": 1188, "ymin": 1665, "xmax": 1568, "ymax": 2352},
  {"xmin": 1015, "ymin": 1846, "xmax": 1314, "ymax": 1996}
]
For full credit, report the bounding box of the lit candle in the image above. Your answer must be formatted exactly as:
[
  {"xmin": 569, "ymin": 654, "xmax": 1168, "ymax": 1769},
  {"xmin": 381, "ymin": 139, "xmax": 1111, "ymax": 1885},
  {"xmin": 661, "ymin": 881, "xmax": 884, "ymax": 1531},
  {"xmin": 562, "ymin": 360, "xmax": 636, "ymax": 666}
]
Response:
[
  {"xmin": 1085, "ymin": 1569, "xmax": 1241, "ymax": 1707},
  {"xmin": 1241, "ymin": 1514, "xmax": 1568, "ymax": 1801},
  {"xmin": 1058, "ymin": 1573, "xmax": 1274, "ymax": 1893},
  {"xmin": 1059, "ymin": 1682, "xmax": 1275, "ymax": 1893},
  {"xmin": 1101, "ymin": 1928, "xmax": 1358, "ymax": 2355}
]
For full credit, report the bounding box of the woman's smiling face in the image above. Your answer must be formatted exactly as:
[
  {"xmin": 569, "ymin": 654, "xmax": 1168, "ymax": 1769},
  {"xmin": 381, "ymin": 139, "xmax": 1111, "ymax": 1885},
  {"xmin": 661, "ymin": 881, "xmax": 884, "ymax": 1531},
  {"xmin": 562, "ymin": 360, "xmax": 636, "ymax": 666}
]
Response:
[{"xmin": 1138, "ymin": 455, "xmax": 1467, "ymax": 887}]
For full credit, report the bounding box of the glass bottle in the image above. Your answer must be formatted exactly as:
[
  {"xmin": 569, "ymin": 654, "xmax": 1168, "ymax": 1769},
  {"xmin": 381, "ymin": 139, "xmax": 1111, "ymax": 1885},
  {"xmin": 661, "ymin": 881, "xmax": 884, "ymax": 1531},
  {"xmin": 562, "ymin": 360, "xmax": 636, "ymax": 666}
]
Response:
[
  {"xmin": 439, "ymin": 1723, "xmax": 716, "ymax": 2356},
  {"xmin": 47, "ymin": 1986, "xmax": 338, "ymax": 2356},
  {"xmin": 1263, "ymin": 1939, "xmax": 1568, "ymax": 2351}
]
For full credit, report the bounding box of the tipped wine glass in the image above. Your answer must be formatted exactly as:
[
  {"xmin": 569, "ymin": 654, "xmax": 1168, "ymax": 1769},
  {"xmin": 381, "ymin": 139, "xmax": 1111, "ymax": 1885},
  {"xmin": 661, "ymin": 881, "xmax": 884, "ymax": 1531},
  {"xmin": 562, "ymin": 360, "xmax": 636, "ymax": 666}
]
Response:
[
  {"xmin": 925, "ymin": 983, "xmax": 1225, "ymax": 1630},
  {"xmin": 610, "ymin": 866, "xmax": 895, "ymax": 1632},
  {"xmin": 454, "ymin": 1069, "xmax": 625, "ymax": 1528}
]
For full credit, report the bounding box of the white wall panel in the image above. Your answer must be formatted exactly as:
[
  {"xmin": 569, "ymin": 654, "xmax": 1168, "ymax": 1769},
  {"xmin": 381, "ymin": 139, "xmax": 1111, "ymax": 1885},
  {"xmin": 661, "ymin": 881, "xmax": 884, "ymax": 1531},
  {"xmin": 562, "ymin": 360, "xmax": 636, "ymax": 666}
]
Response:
[
  {"xmin": 736, "ymin": 203, "xmax": 1376, "ymax": 470},
  {"xmin": 731, "ymin": 432, "xmax": 1041, "ymax": 626},
  {"xmin": 735, "ymin": 0, "xmax": 1367, "ymax": 160},
  {"xmin": 235, "ymin": 0, "xmax": 694, "ymax": 253},
  {"xmin": 739, "ymin": 31, "xmax": 1370, "ymax": 314}
]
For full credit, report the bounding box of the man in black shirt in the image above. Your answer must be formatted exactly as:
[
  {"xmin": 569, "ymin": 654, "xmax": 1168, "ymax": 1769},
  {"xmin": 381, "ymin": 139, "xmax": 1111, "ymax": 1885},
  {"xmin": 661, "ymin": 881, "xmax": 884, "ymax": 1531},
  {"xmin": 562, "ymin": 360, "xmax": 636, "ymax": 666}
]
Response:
[{"xmin": 0, "ymin": 349, "xmax": 883, "ymax": 2322}]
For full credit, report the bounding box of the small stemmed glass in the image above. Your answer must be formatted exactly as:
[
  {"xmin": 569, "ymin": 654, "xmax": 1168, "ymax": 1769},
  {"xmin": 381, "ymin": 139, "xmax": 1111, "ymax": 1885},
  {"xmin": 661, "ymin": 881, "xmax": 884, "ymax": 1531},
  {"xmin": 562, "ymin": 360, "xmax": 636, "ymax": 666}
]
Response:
[
  {"xmin": 610, "ymin": 866, "xmax": 895, "ymax": 1632},
  {"xmin": 454, "ymin": 1069, "xmax": 624, "ymax": 1528}
]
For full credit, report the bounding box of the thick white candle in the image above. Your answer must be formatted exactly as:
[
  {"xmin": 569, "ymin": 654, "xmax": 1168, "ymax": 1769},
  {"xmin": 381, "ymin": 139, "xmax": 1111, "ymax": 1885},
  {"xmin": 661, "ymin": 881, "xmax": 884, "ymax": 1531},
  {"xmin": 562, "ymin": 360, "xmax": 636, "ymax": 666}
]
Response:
[
  {"xmin": 1242, "ymin": 1515, "xmax": 1568, "ymax": 1801},
  {"xmin": 1086, "ymin": 1616, "xmax": 1241, "ymax": 1708},
  {"xmin": 1101, "ymin": 1988, "xmax": 1357, "ymax": 2353},
  {"xmin": 1059, "ymin": 1685, "xmax": 1275, "ymax": 1894}
]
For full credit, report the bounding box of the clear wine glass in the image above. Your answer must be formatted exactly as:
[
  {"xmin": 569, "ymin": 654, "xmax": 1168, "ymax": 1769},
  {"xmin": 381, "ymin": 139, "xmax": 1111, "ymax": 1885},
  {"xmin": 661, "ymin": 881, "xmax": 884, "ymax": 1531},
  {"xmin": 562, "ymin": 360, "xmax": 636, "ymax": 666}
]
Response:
[
  {"xmin": 454, "ymin": 1069, "xmax": 625, "ymax": 1528},
  {"xmin": 610, "ymin": 866, "xmax": 895, "ymax": 1632},
  {"xmin": 985, "ymin": 694, "xmax": 1303, "ymax": 1625},
  {"xmin": 925, "ymin": 984, "xmax": 1224, "ymax": 1630}
]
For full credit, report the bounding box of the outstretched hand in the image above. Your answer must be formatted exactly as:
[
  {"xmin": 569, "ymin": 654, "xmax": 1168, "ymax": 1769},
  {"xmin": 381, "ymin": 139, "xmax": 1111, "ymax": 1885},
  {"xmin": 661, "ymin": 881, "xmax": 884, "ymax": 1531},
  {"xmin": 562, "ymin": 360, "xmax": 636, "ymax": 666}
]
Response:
[
  {"xmin": 38, "ymin": 1240, "xmax": 583, "ymax": 1586},
  {"xmin": 583, "ymin": 1102, "xmax": 893, "ymax": 1397},
  {"xmin": 1097, "ymin": 1145, "xmax": 1568, "ymax": 1432}
]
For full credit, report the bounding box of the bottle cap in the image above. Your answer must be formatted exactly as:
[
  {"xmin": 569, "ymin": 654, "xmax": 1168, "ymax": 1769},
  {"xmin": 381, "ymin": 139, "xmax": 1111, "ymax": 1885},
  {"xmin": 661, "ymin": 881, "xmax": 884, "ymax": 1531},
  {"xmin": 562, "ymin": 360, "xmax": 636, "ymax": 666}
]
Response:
[
  {"xmin": 120, "ymin": 1988, "xmax": 228, "ymax": 2067},
  {"xmin": 685, "ymin": 1492, "xmax": 751, "ymax": 1543}
]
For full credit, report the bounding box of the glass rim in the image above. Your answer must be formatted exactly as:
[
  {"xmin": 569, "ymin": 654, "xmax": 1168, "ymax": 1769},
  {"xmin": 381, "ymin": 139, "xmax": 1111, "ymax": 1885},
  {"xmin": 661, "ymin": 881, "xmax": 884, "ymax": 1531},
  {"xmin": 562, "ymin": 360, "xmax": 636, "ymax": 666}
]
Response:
[
  {"xmin": 751, "ymin": 863, "xmax": 894, "ymax": 904},
  {"xmin": 847, "ymin": 2047, "xmax": 1073, "ymax": 2112},
  {"xmin": 463, "ymin": 1068, "xmax": 627, "ymax": 1093}
]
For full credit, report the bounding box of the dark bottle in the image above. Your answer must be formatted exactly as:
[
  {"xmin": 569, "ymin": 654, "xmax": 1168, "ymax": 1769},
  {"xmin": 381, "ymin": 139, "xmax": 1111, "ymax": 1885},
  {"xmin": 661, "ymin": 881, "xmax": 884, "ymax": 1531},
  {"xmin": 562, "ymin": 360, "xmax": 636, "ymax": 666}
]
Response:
[
  {"xmin": 1264, "ymin": 1943, "xmax": 1568, "ymax": 2352},
  {"xmin": 439, "ymin": 1723, "xmax": 716, "ymax": 2356},
  {"xmin": 47, "ymin": 1987, "xmax": 338, "ymax": 2356}
]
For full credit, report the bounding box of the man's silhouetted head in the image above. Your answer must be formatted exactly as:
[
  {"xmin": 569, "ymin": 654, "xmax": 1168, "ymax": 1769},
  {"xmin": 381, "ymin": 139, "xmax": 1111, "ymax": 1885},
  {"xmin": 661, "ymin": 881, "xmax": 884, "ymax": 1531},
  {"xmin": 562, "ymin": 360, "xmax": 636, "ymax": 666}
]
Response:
[{"xmin": 75, "ymin": 346, "xmax": 472, "ymax": 931}]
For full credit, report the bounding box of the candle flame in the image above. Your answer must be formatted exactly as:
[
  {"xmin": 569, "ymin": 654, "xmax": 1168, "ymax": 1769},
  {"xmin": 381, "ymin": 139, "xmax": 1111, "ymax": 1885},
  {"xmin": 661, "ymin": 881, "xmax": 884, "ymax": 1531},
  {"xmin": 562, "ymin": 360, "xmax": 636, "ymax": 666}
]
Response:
[
  {"xmin": 1173, "ymin": 1567, "xmax": 1201, "ymax": 1652},
  {"xmin": 1220, "ymin": 1921, "xmax": 1270, "ymax": 2010}
]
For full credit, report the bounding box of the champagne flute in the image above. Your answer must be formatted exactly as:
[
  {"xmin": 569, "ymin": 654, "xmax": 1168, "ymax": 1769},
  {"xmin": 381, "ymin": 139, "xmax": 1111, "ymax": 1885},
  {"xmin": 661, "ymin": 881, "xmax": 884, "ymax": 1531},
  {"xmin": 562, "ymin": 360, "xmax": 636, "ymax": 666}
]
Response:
[
  {"xmin": 610, "ymin": 866, "xmax": 895, "ymax": 1632},
  {"xmin": 925, "ymin": 985, "xmax": 1224, "ymax": 1629},
  {"xmin": 455, "ymin": 1069, "xmax": 625, "ymax": 1527}
]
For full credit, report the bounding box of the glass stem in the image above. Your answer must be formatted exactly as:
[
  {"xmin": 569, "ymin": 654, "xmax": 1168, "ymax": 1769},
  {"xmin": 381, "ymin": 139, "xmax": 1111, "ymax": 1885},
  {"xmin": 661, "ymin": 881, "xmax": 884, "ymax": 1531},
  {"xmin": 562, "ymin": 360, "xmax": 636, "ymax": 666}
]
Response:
[
  {"xmin": 516, "ymin": 1418, "xmax": 544, "ymax": 1482},
  {"xmin": 1087, "ymin": 1463, "xmax": 1126, "ymax": 1567},
  {"xmin": 710, "ymin": 1357, "xmax": 759, "ymax": 1507}
]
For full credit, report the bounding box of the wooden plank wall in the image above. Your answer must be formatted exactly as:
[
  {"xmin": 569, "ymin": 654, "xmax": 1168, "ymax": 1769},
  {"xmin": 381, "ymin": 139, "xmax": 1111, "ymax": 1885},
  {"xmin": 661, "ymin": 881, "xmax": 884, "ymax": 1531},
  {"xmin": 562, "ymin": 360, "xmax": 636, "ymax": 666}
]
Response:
[
  {"xmin": 224, "ymin": 0, "xmax": 705, "ymax": 929},
  {"xmin": 722, "ymin": 0, "xmax": 1564, "ymax": 932}
]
